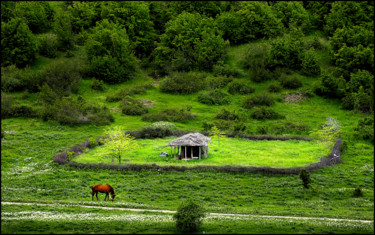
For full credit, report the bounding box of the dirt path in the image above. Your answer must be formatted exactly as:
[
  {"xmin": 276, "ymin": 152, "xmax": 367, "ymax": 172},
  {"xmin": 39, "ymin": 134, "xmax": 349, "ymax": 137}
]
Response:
[{"xmin": 2, "ymin": 201, "xmax": 373, "ymax": 224}]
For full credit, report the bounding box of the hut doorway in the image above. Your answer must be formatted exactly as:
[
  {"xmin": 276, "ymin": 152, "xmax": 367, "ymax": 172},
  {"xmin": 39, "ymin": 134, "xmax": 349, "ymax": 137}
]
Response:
[{"xmin": 181, "ymin": 146, "xmax": 201, "ymax": 159}]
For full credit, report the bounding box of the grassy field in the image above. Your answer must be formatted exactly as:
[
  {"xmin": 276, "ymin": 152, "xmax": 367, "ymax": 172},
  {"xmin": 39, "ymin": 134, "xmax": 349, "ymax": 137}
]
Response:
[
  {"xmin": 74, "ymin": 137, "xmax": 331, "ymax": 168},
  {"xmin": 1, "ymin": 31, "xmax": 374, "ymax": 233}
]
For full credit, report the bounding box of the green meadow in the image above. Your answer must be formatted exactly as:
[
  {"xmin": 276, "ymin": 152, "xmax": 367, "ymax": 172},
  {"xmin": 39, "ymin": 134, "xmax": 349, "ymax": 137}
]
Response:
[{"xmin": 74, "ymin": 137, "xmax": 331, "ymax": 168}]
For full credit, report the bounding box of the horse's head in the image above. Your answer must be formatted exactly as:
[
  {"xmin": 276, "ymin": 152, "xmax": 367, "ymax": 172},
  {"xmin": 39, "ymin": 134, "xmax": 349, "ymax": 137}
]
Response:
[{"xmin": 111, "ymin": 193, "xmax": 116, "ymax": 201}]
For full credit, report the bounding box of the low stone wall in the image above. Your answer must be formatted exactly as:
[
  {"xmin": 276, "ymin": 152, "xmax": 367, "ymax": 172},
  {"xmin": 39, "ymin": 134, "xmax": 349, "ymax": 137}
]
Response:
[{"xmin": 53, "ymin": 132, "xmax": 343, "ymax": 174}]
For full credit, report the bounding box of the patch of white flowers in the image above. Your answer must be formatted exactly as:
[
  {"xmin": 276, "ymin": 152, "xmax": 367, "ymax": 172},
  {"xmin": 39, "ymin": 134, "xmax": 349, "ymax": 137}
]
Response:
[{"xmin": 151, "ymin": 121, "xmax": 177, "ymax": 130}]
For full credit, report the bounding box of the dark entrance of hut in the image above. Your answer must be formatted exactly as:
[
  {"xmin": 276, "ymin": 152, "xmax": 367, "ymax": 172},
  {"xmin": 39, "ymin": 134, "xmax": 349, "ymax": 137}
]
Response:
[{"xmin": 181, "ymin": 146, "xmax": 200, "ymax": 159}]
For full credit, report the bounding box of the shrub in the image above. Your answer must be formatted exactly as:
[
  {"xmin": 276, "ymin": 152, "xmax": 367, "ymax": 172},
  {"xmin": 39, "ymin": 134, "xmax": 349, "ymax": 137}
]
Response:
[
  {"xmin": 299, "ymin": 169, "xmax": 311, "ymax": 189},
  {"xmin": 198, "ymin": 89, "xmax": 231, "ymax": 105},
  {"xmin": 341, "ymin": 93, "xmax": 355, "ymax": 110},
  {"xmin": 91, "ymin": 79, "xmax": 104, "ymax": 91},
  {"xmin": 273, "ymin": 121, "xmax": 308, "ymax": 134},
  {"xmin": 202, "ymin": 121, "xmax": 214, "ymax": 132},
  {"xmin": 251, "ymin": 107, "xmax": 284, "ymax": 120},
  {"xmin": 242, "ymin": 93, "xmax": 274, "ymax": 109},
  {"xmin": 1, "ymin": 93, "xmax": 36, "ymax": 119},
  {"xmin": 38, "ymin": 59, "xmax": 82, "ymax": 95},
  {"xmin": 212, "ymin": 62, "xmax": 243, "ymax": 78},
  {"xmin": 279, "ymin": 74, "xmax": 302, "ymax": 89},
  {"xmin": 131, "ymin": 122, "xmax": 177, "ymax": 139},
  {"xmin": 233, "ymin": 122, "xmax": 246, "ymax": 133},
  {"xmin": 120, "ymin": 96, "xmax": 148, "ymax": 116},
  {"xmin": 227, "ymin": 80, "xmax": 255, "ymax": 95},
  {"xmin": 268, "ymin": 84, "xmax": 282, "ymax": 93},
  {"xmin": 301, "ymin": 50, "xmax": 321, "ymax": 76},
  {"xmin": 216, "ymin": 108, "xmax": 240, "ymax": 121},
  {"xmin": 353, "ymin": 188, "xmax": 363, "ymax": 197},
  {"xmin": 38, "ymin": 34, "xmax": 58, "ymax": 58},
  {"xmin": 160, "ymin": 71, "xmax": 207, "ymax": 94},
  {"xmin": 173, "ymin": 200, "xmax": 205, "ymax": 233},
  {"xmin": 206, "ymin": 76, "xmax": 233, "ymax": 90},
  {"xmin": 314, "ymin": 72, "xmax": 346, "ymax": 98},
  {"xmin": 241, "ymin": 43, "xmax": 274, "ymax": 82},
  {"xmin": 354, "ymin": 116, "xmax": 374, "ymax": 143},
  {"xmin": 353, "ymin": 87, "xmax": 373, "ymax": 113},
  {"xmin": 142, "ymin": 108, "xmax": 196, "ymax": 123}
]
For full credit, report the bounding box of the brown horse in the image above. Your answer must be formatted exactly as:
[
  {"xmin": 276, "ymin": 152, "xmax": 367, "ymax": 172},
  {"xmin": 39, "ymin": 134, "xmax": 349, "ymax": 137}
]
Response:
[{"xmin": 91, "ymin": 184, "xmax": 116, "ymax": 201}]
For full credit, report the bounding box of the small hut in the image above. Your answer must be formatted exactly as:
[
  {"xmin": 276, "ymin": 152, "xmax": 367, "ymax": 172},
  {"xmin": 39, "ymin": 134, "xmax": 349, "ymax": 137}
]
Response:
[{"xmin": 168, "ymin": 133, "xmax": 211, "ymax": 160}]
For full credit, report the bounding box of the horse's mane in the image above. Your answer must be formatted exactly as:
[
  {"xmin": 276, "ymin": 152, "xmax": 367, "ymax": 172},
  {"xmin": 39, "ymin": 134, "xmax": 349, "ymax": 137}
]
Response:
[{"xmin": 107, "ymin": 184, "xmax": 115, "ymax": 194}]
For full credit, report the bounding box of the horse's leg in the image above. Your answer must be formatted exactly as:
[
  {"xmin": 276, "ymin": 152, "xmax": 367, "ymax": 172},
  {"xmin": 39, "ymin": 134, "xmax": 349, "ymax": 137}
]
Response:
[
  {"xmin": 96, "ymin": 192, "xmax": 99, "ymax": 201},
  {"xmin": 92, "ymin": 190, "xmax": 95, "ymax": 201},
  {"xmin": 105, "ymin": 192, "xmax": 109, "ymax": 201}
]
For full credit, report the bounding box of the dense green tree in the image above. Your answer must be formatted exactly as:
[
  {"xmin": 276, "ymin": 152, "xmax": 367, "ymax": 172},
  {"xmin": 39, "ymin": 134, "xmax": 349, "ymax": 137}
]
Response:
[
  {"xmin": 1, "ymin": 1, "xmax": 16, "ymax": 22},
  {"xmin": 329, "ymin": 25, "xmax": 374, "ymax": 54},
  {"xmin": 100, "ymin": 1, "xmax": 157, "ymax": 57},
  {"xmin": 333, "ymin": 44, "xmax": 374, "ymax": 79},
  {"xmin": 85, "ymin": 19, "xmax": 137, "ymax": 84},
  {"xmin": 168, "ymin": 1, "xmax": 223, "ymax": 18},
  {"xmin": 1, "ymin": 18, "xmax": 38, "ymax": 68},
  {"xmin": 13, "ymin": 1, "xmax": 52, "ymax": 33},
  {"xmin": 314, "ymin": 71, "xmax": 346, "ymax": 99},
  {"xmin": 68, "ymin": 1, "xmax": 97, "ymax": 33},
  {"xmin": 272, "ymin": 1, "xmax": 311, "ymax": 32},
  {"xmin": 324, "ymin": 1, "xmax": 374, "ymax": 35},
  {"xmin": 237, "ymin": 2, "xmax": 283, "ymax": 40},
  {"xmin": 54, "ymin": 10, "xmax": 74, "ymax": 51},
  {"xmin": 301, "ymin": 50, "xmax": 321, "ymax": 76},
  {"xmin": 304, "ymin": 1, "xmax": 332, "ymax": 30},
  {"xmin": 269, "ymin": 30, "xmax": 305, "ymax": 70},
  {"xmin": 148, "ymin": 1, "xmax": 173, "ymax": 35},
  {"xmin": 155, "ymin": 12, "xmax": 228, "ymax": 73},
  {"xmin": 215, "ymin": 11, "xmax": 244, "ymax": 45}
]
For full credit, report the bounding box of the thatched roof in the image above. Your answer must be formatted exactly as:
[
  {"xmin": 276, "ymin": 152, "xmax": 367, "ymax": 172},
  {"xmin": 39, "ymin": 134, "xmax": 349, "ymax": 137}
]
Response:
[{"xmin": 168, "ymin": 133, "xmax": 211, "ymax": 147}]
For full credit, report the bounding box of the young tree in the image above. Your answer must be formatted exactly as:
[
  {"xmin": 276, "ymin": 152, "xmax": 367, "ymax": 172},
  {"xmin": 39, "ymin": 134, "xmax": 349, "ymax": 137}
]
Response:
[
  {"xmin": 103, "ymin": 127, "xmax": 138, "ymax": 164},
  {"xmin": 54, "ymin": 10, "xmax": 73, "ymax": 51},
  {"xmin": 209, "ymin": 126, "xmax": 226, "ymax": 148}
]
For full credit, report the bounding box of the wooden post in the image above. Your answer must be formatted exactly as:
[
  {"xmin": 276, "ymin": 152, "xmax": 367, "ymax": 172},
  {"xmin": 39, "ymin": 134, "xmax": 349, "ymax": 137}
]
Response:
[
  {"xmin": 170, "ymin": 146, "xmax": 172, "ymax": 158},
  {"xmin": 191, "ymin": 147, "xmax": 193, "ymax": 158},
  {"xmin": 185, "ymin": 146, "xmax": 187, "ymax": 161},
  {"xmin": 174, "ymin": 146, "xmax": 176, "ymax": 158},
  {"xmin": 199, "ymin": 146, "xmax": 201, "ymax": 160}
]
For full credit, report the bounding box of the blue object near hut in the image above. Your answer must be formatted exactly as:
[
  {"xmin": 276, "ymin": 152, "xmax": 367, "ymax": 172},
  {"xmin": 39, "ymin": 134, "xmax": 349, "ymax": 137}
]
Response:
[{"xmin": 159, "ymin": 152, "xmax": 169, "ymax": 157}]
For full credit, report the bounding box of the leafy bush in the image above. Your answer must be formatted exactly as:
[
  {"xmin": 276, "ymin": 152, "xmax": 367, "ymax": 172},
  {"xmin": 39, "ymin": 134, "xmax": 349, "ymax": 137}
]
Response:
[
  {"xmin": 1, "ymin": 93, "xmax": 37, "ymax": 119},
  {"xmin": 0, "ymin": 65, "xmax": 36, "ymax": 92},
  {"xmin": 216, "ymin": 108, "xmax": 240, "ymax": 121},
  {"xmin": 206, "ymin": 76, "xmax": 233, "ymax": 90},
  {"xmin": 251, "ymin": 107, "xmax": 284, "ymax": 120},
  {"xmin": 241, "ymin": 43, "xmax": 274, "ymax": 82},
  {"xmin": 279, "ymin": 74, "xmax": 302, "ymax": 89},
  {"xmin": 212, "ymin": 62, "xmax": 243, "ymax": 78},
  {"xmin": 91, "ymin": 79, "xmax": 104, "ymax": 91},
  {"xmin": 173, "ymin": 200, "xmax": 205, "ymax": 233},
  {"xmin": 314, "ymin": 72, "xmax": 346, "ymax": 98},
  {"xmin": 270, "ymin": 32, "xmax": 305, "ymax": 70},
  {"xmin": 38, "ymin": 34, "xmax": 58, "ymax": 58},
  {"xmin": 38, "ymin": 60, "xmax": 81, "ymax": 95},
  {"xmin": 354, "ymin": 117, "xmax": 374, "ymax": 143},
  {"xmin": 54, "ymin": 9, "xmax": 74, "ymax": 51},
  {"xmin": 160, "ymin": 72, "xmax": 207, "ymax": 94},
  {"xmin": 142, "ymin": 108, "xmax": 196, "ymax": 123},
  {"xmin": 198, "ymin": 89, "xmax": 231, "ymax": 105},
  {"xmin": 227, "ymin": 80, "xmax": 255, "ymax": 95},
  {"xmin": 131, "ymin": 122, "xmax": 178, "ymax": 139},
  {"xmin": 268, "ymin": 84, "xmax": 282, "ymax": 93},
  {"xmin": 120, "ymin": 96, "xmax": 148, "ymax": 116},
  {"xmin": 301, "ymin": 50, "xmax": 321, "ymax": 76},
  {"xmin": 242, "ymin": 93, "xmax": 274, "ymax": 109},
  {"xmin": 353, "ymin": 87, "xmax": 373, "ymax": 113},
  {"xmin": 272, "ymin": 1, "xmax": 311, "ymax": 32},
  {"xmin": 257, "ymin": 126, "xmax": 268, "ymax": 135}
]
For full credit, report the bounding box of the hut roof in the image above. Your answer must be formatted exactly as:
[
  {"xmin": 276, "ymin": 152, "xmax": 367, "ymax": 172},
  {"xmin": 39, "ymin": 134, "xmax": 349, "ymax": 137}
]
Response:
[{"xmin": 168, "ymin": 133, "xmax": 211, "ymax": 147}]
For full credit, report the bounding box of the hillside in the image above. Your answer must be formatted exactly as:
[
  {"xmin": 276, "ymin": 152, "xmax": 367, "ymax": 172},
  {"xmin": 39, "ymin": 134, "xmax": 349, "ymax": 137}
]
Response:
[{"xmin": 1, "ymin": 1, "xmax": 374, "ymax": 234}]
